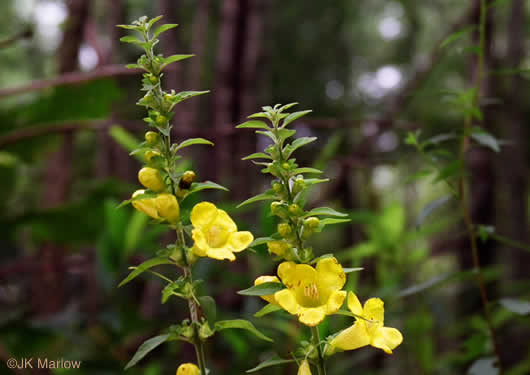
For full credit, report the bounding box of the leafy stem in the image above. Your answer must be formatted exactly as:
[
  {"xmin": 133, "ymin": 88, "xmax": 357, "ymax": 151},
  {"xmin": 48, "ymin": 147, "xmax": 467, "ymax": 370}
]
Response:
[{"xmin": 311, "ymin": 326, "xmax": 327, "ymax": 375}]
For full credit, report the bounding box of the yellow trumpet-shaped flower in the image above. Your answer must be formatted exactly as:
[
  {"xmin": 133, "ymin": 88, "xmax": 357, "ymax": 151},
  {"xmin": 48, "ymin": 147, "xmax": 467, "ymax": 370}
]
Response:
[
  {"xmin": 176, "ymin": 363, "xmax": 199, "ymax": 375},
  {"xmin": 191, "ymin": 202, "xmax": 253, "ymax": 261},
  {"xmin": 254, "ymin": 275, "xmax": 281, "ymax": 305},
  {"xmin": 131, "ymin": 190, "xmax": 160, "ymax": 220},
  {"xmin": 273, "ymin": 257, "xmax": 347, "ymax": 326},
  {"xmin": 328, "ymin": 292, "xmax": 403, "ymax": 355},
  {"xmin": 298, "ymin": 359, "xmax": 312, "ymax": 375}
]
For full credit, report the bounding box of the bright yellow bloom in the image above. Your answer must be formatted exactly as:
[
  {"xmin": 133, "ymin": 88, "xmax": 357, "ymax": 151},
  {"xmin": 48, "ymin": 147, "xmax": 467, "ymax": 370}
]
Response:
[
  {"xmin": 298, "ymin": 359, "xmax": 312, "ymax": 375},
  {"xmin": 131, "ymin": 190, "xmax": 160, "ymax": 220},
  {"xmin": 191, "ymin": 202, "xmax": 253, "ymax": 261},
  {"xmin": 154, "ymin": 193, "xmax": 180, "ymax": 223},
  {"xmin": 328, "ymin": 292, "xmax": 403, "ymax": 355},
  {"xmin": 273, "ymin": 257, "xmax": 346, "ymax": 326},
  {"xmin": 176, "ymin": 363, "xmax": 199, "ymax": 375},
  {"xmin": 254, "ymin": 275, "xmax": 281, "ymax": 305},
  {"xmin": 138, "ymin": 167, "xmax": 166, "ymax": 192}
]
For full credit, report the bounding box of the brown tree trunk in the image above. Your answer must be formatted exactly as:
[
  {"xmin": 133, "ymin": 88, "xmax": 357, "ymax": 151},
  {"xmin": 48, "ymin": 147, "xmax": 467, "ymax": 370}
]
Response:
[{"xmin": 35, "ymin": 0, "xmax": 90, "ymax": 317}]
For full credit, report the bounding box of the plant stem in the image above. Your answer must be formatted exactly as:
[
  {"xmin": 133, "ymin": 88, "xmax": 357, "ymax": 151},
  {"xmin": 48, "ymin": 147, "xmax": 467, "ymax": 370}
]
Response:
[
  {"xmin": 311, "ymin": 326, "xmax": 327, "ymax": 375},
  {"xmin": 458, "ymin": 0, "xmax": 502, "ymax": 372}
]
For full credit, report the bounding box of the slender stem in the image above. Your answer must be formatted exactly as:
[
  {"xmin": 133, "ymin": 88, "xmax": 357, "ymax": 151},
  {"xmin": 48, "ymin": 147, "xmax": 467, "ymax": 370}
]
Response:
[
  {"xmin": 311, "ymin": 326, "xmax": 327, "ymax": 375},
  {"xmin": 458, "ymin": 1, "xmax": 503, "ymax": 372}
]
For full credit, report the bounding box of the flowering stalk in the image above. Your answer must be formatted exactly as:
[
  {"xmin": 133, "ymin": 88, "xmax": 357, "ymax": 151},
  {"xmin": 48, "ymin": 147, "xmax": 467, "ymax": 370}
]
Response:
[
  {"xmin": 117, "ymin": 16, "xmax": 266, "ymax": 374},
  {"xmin": 236, "ymin": 104, "xmax": 403, "ymax": 373}
]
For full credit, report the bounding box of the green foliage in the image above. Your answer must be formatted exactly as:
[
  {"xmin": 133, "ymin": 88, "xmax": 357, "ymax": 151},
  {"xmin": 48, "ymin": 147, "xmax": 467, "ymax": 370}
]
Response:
[{"xmin": 124, "ymin": 334, "xmax": 172, "ymax": 370}]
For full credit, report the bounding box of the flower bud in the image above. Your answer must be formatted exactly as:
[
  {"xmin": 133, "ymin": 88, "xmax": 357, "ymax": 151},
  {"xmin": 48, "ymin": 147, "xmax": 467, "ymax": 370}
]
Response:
[
  {"xmin": 145, "ymin": 150, "xmax": 161, "ymax": 162},
  {"xmin": 147, "ymin": 73, "xmax": 158, "ymax": 85},
  {"xmin": 272, "ymin": 183, "xmax": 283, "ymax": 194},
  {"xmin": 288, "ymin": 203, "xmax": 302, "ymax": 216},
  {"xmin": 138, "ymin": 167, "xmax": 166, "ymax": 192},
  {"xmin": 145, "ymin": 131, "xmax": 159, "ymax": 145},
  {"xmin": 177, "ymin": 363, "xmax": 200, "ymax": 375},
  {"xmin": 304, "ymin": 216, "xmax": 320, "ymax": 229},
  {"xmin": 155, "ymin": 115, "xmax": 168, "ymax": 127},
  {"xmin": 154, "ymin": 193, "xmax": 180, "ymax": 223},
  {"xmin": 270, "ymin": 201, "xmax": 288, "ymax": 219},
  {"xmin": 267, "ymin": 241, "xmax": 290, "ymax": 257},
  {"xmin": 131, "ymin": 190, "xmax": 160, "ymax": 219},
  {"xmin": 179, "ymin": 170, "xmax": 196, "ymax": 190},
  {"xmin": 278, "ymin": 222, "xmax": 292, "ymax": 238},
  {"xmin": 281, "ymin": 162, "xmax": 290, "ymax": 170},
  {"xmin": 298, "ymin": 360, "xmax": 312, "ymax": 375}
]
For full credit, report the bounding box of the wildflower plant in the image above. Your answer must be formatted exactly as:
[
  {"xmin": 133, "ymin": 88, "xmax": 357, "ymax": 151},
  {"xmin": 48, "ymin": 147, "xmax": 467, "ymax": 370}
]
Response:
[
  {"xmin": 116, "ymin": 16, "xmax": 271, "ymax": 374},
  {"xmin": 236, "ymin": 104, "xmax": 403, "ymax": 374}
]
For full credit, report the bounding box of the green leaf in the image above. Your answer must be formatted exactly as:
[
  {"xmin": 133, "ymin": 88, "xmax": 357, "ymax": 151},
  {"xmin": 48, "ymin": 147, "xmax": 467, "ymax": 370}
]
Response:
[
  {"xmin": 470, "ymin": 132, "xmax": 500, "ymax": 153},
  {"xmin": 0, "ymin": 151, "xmax": 19, "ymax": 167},
  {"xmin": 126, "ymin": 63, "xmax": 142, "ymax": 70},
  {"xmin": 276, "ymin": 128, "xmax": 296, "ymax": 141},
  {"xmin": 162, "ymin": 280, "xmax": 186, "ymax": 303},
  {"xmin": 109, "ymin": 125, "xmax": 141, "ymax": 155},
  {"xmin": 237, "ymin": 191, "xmax": 276, "ymax": 208},
  {"xmin": 249, "ymin": 237, "xmax": 276, "ymax": 247},
  {"xmin": 440, "ymin": 26, "xmax": 476, "ymax": 49},
  {"xmin": 343, "ymin": 267, "xmax": 364, "ymax": 273},
  {"xmin": 187, "ymin": 181, "xmax": 229, "ymax": 194},
  {"xmin": 247, "ymin": 358, "xmax": 296, "ymax": 373},
  {"xmin": 120, "ymin": 35, "xmax": 142, "ymax": 44},
  {"xmin": 161, "ymin": 54, "xmax": 194, "ymax": 69},
  {"xmin": 304, "ymin": 207, "xmax": 348, "ymax": 217},
  {"xmin": 124, "ymin": 334, "xmax": 171, "ymax": 370},
  {"xmin": 248, "ymin": 112, "xmax": 271, "ymax": 120},
  {"xmin": 416, "ymin": 195, "xmax": 451, "ymax": 227},
  {"xmin": 499, "ymin": 298, "xmax": 530, "ymax": 315},
  {"xmin": 198, "ymin": 296, "xmax": 217, "ymax": 323},
  {"xmin": 146, "ymin": 16, "xmax": 164, "ymax": 30},
  {"xmin": 174, "ymin": 138, "xmax": 213, "ymax": 152},
  {"xmin": 236, "ymin": 120, "xmax": 270, "ymax": 130},
  {"xmin": 237, "ymin": 282, "xmax": 285, "ymax": 296},
  {"xmin": 118, "ymin": 256, "xmax": 174, "ymax": 287},
  {"xmin": 292, "ymin": 167, "xmax": 323, "ymax": 174},
  {"xmin": 153, "ymin": 23, "xmax": 179, "ymax": 38},
  {"xmin": 242, "ymin": 152, "xmax": 272, "ymax": 160},
  {"xmin": 254, "ymin": 303, "xmax": 282, "ymax": 318},
  {"xmin": 435, "ymin": 160, "xmax": 463, "ymax": 182},
  {"xmin": 284, "ymin": 136, "xmax": 317, "ymax": 158},
  {"xmin": 304, "ymin": 178, "xmax": 330, "ymax": 186},
  {"xmin": 215, "ymin": 319, "xmax": 273, "ymax": 342},
  {"xmin": 281, "ymin": 110, "xmax": 312, "ymax": 128},
  {"xmin": 320, "ymin": 218, "xmax": 351, "ymax": 226},
  {"xmin": 171, "ymin": 91, "xmax": 210, "ymax": 106},
  {"xmin": 398, "ymin": 273, "xmax": 452, "ymax": 297}
]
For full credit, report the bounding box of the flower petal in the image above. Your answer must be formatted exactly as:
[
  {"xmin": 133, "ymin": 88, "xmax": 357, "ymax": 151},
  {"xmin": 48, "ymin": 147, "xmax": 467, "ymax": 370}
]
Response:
[
  {"xmin": 329, "ymin": 321, "xmax": 370, "ymax": 351},
  {"xmin": 274, "ymin": 289, "xmax": 300, "ymax": 314},
  {"xmin": 227, "ymin": 231, "xmax": 253, "ymax": 252},
  {"xmin": 192, "ymin": 244, "xmax": 207, "ymax": 257},
  {"xmin": 347, "ymin": 292, "xmax": 363, "ymax": 317},
  {"xmin": 205, "ymin": 247, "xmax": 236, "ymax": 261},
  {"xmin": 299, "ymin": 307, "xmax": 326, "ymax": 326},
  {"xmin": 297, "ymin": 360, "xmax": 312, "ymax": 375},
  {"xmin": 255, "ymin": 276, "xmax": 280, "ymax": 305},
  {"xmin": 213, "ymin": 209, "xmax": 237, "ymax": 233},
  {"xmin": 132, "ymin": 190, "xmax": 160, "ymax": 219},
  {"xmin": 326, "ymin": 290, "xmax": 346, "ymax": 314},
  {"xmin": 278, "ymin": 262, "xmax": 317, "ymax": 288},
  {"xmin": 192, "ymin": 229, "xmax": 209, "ymax": 251},
  {"xmin": 190, "ymin": 202, "xmax": 218, "ymax": 228},
  {"xmin": 315, "ymin": 257, "xmax": 346, "ymax": 291},
  {"xmin": 363, "ymin": 298, "xmax": 385, "ymax": 323},
  {"xmin": 371, "ymin": 327, "xmax": 403, "ymax": 354}
]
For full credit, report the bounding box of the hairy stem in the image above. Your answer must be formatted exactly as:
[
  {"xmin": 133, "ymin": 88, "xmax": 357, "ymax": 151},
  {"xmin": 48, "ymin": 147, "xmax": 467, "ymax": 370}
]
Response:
[{"xmin": 311, "ymin": 326, "xmax": 327, "ymax": 375}]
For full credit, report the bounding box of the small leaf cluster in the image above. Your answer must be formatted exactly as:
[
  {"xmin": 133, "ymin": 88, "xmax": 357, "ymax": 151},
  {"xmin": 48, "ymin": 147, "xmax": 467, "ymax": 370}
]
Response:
[{"xmin": 237, "ymin": 103, "xmax": 350, "ymax": 264}]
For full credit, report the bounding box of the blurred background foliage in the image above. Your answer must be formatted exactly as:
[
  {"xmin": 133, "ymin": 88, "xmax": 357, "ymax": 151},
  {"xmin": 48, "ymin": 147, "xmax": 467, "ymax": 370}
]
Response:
[{"xmin": 0, "ymin": 0, "xmax": 529, "ymax": 374}]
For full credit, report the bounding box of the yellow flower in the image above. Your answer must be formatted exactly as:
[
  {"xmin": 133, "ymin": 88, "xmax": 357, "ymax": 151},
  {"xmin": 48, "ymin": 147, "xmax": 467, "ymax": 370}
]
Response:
[
  {"xmin": 176, "ymin": 363, "xmax": 199, "ymax": 375},
  {"xmin": 154, "ymin": 193, "xmax": 180, "ymax": 223},
  {"xmin": 273, "ymin": 257, "xmax": 347, "ymax": 326},
  {"xmin": 298, "ymin": 359, "xmax": 312, "ymax": 375},
  {"xmin": 254, "ymin": 275, "xmax": 281, "ymax": 305},
  {"xmin": 191, "ymin": 202, "xmax": 253, "ymax": 261},
  {"xmin": 267, "ymin": 240, "xmax": 290, "ymax": 256},
  {"xmin": 138, "ymin": 167, "xmax": 166, "ymax": 192},
  {"xmin": 131, "ymin": 190, "xmax": 160, "ymax": 220},
  {"xmin": 328, "ymin": 292, "xmax": 403, "ymax": 355}
]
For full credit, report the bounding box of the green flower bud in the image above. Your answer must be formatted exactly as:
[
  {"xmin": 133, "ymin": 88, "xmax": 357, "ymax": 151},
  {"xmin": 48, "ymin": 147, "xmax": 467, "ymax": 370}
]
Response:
[
  {"xmin": 148, "ymin": 73, "xmax": 158, "ymax": 84},
  {"xmin": 304, "ymin": 216, "xmax": 320, "ymax": 229},
  {"xmin": 267, "ymin": 240, "xmax": 290, "ymax": 256},
  {"xmin": 138, "ymin": 167, "xmax": 166, "ymax": 192},
  {"xmin": 281, "ymin": 162, "xmax": 290, "ymax": 170},
  {"xmin": 145, "ymin": 150, "xmax": 161, "ymax": 162},
  {"xmin": 145, "ymin": 131, "xmax": 159, "ymax": 145},
  {"xmin": 278, "ymin": 222, "xmax": 292, "ymax": 237},
  {"xmin": 155, "ymin": 115, "xmax": 168, "ymax": 126},
  {"xmin": 272, "ymin": 183, "xmax": 283, "ymax": 194},
  {"xmin": 288, "ymin": 203, "xmax": 302, "ymax": 216}
]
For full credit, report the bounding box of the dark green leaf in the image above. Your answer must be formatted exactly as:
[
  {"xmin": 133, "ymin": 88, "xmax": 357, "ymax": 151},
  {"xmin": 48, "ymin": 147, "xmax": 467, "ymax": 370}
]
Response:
[
  {"xmin": 236, "ymin": 120, "xmax": 270, "ymax": 130},
  {"xmin": 416, "ymin": 195, "xmax": 451, "ymax": 227},
  {"xmin": 161, "ymin": 54, "xmax": 194, "ymax": 69},
  {"xmin": 187, "ymin": 181, "xmax": 229, "ymax": 195},
  {"xmin": 254, "ymin": 303, "xmax": 282, "ymax": 318},
  {"xmin": 249, "ymin": 237, "xmax": 276, "ymax": 247},
  {"xmin": 118, "ymin": 257, "xmax": 174, "ymax": 287},
  {"xmin": 215, "ymin": 319, "xmax": 273, "ymax": 342},
  {"xmin": 242, "ymin": 152, "xmax": 272, "ymax": 161},
  {"xmin": 237, "ymin": 191, "xmax": 276, "ymax": 208},
  {"xmin": 247, "ymin": 358, "xmax": 296, "ymax": 373},
  {"xmin": 198, "ymin": 296, "xmax": 217, "ymax": 323},
  {"xmin": 124, "ymin": 334, "xmax": 171, "ymax": 370},
  {"xmin": 238, "ymin": 282, "xmax": 285, "ymax": 296}
]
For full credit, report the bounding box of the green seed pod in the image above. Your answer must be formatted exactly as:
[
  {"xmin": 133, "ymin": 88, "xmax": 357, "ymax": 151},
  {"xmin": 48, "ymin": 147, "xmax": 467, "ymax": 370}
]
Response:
[
  {"xmin": 278, "ymin": 222, "xmax": 292, "ymax": 238},
  {"xmin": 145, "ymin": 131, "xmax": 159, "ymax": 145},
  {"xmin": 179, "ymin": 170, "xmax": 196, "ymax": 190}
]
